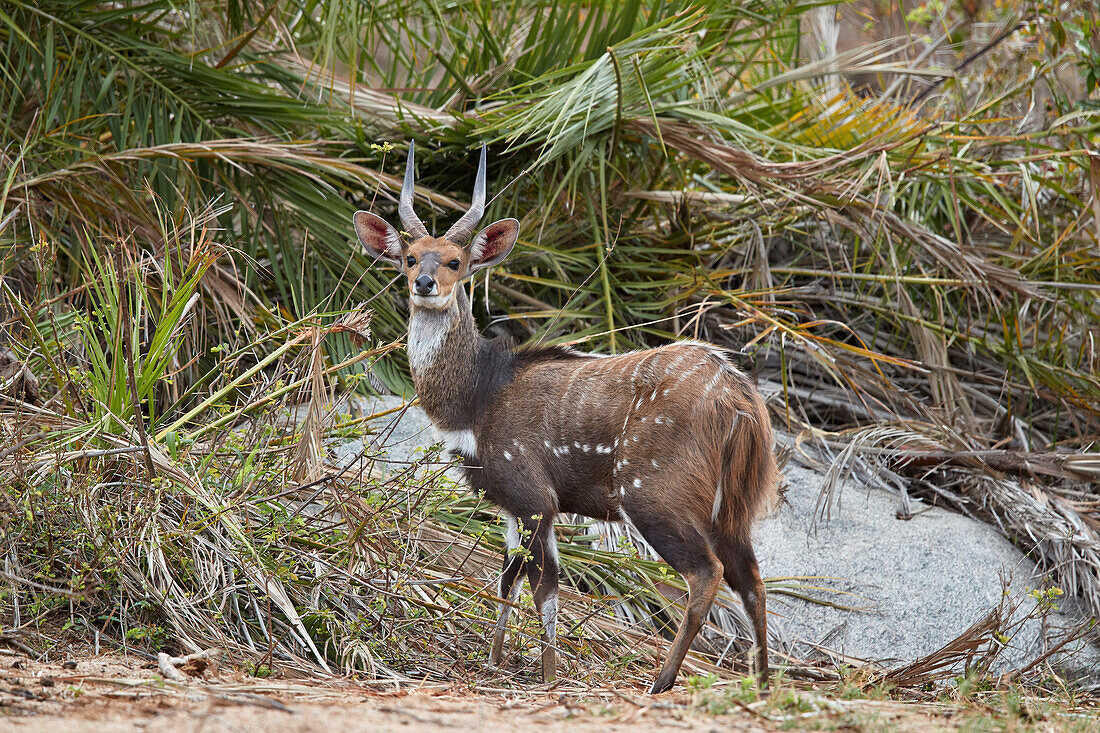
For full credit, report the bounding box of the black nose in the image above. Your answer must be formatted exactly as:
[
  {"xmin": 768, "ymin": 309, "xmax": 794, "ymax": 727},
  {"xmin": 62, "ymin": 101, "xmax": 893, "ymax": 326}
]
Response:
[{"xmin": 414, "ymin": 274, "xmax": 436, "ymax": 296}]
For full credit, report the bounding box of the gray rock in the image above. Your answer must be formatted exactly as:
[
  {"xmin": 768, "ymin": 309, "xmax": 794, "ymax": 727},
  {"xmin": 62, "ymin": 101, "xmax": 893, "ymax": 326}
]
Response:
[
  {"xmin": 754, "ymin": 463, "xmax": 1097, "ymax": 675},
  {"xmin": 329, "ymin": 395, "xmax": 450, "ymax": 477}
]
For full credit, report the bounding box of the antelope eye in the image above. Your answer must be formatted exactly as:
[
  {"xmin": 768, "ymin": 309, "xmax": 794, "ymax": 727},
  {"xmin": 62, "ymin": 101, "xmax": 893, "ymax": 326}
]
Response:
[
  {"xmin": 406, "ymin": 256, "xmax": 416, "ymax": 267},
  {"xmin": 447, "ymin": 259, "xmax": 461, "ymax": 271}
]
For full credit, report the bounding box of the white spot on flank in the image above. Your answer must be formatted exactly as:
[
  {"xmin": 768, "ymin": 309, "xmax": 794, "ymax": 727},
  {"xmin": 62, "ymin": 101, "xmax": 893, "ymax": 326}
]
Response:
[
  {"xmin": 596, "ymin": 444, "xmax": 612, "ymax": 454},
  {"xmin": 503, "ymin": 451, "xmax": 513, "ymax": 461},
  {"xmin": 543, "ymin": 440, "xmax": 552, "ymax": 449},
  {"xmin": 663, "ymin": 388, "xmax": 671, "ymax": 396},
  {"xmin": 650, "ymin": 389, "xmax": 658, "ymax": 401},
  {"xmin": 651, "ymin": 459, "xmax": 659, "ymax": 469},
  {"xmin": 654, "ymin": 416, "xmax": 671, "ymax": 425},
  {"xmin": 619, "ymin": 485, "xmax": 626, "ymax": 497},
  {"xmin": 712, "ymin": 481, "xmax": 723, "ymax": 522},
  {"xmin": 633, "ymin": 478, "xmax": 642, "ymax": 489},
  {"xmin": 582, "ymin": 444, "xmax": 591, "ymax": 452},
  {"xmin": 573, "ymin": 441, "xmax": 582, "ymax": 450},
  {"xmin": 435, "ymin": 428, "xmax": 477, "ymax": 458}
]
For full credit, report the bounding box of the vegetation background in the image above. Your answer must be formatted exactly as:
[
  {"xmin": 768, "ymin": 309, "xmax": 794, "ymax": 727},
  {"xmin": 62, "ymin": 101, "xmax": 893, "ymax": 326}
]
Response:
[{"xmin": 1, "ymin": 0, "xmax": 1099, "ymax": 721}]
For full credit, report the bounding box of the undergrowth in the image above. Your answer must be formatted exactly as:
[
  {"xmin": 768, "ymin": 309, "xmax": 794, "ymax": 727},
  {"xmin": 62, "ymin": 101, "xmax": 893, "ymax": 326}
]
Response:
[{"xmin": 1, "ymin": 0, "xmax": 1098, "ymax": 717}]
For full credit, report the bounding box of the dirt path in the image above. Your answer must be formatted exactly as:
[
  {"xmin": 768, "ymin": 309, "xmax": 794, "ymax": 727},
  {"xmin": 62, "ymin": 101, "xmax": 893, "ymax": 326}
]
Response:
[
  {"xmin": 0, "ymin": 648, "xmax": 965, "ymax": 732},
  {"xmin": 0, "ymin": 650, "xmax": 762, "ymax": 733}
]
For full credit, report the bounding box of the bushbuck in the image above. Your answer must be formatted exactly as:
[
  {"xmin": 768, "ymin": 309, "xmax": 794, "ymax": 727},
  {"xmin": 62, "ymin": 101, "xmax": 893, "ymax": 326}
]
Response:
[{"xmin": 353, "ymin": 142, "xmax": 778, "ymax": 693}]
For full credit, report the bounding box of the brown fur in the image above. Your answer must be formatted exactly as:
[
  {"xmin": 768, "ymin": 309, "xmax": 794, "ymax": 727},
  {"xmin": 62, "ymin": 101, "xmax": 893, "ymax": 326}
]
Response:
[
  {"xmin": 399, "ymin": 291, "xmax": 778, "ymax": 692},
  {"xmin": 478, "ymin": 340, "xmax": 777, "ymax": 532},
  {"xmin": 353, "ymin": 161, "xmax": 777, "ymax": 694}
]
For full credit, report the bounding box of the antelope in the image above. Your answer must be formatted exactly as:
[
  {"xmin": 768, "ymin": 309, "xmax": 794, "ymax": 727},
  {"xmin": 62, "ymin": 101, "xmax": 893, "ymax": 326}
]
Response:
[{"xmin": 353, "ymin": 143, "xmax": 778, "ymax": 694}]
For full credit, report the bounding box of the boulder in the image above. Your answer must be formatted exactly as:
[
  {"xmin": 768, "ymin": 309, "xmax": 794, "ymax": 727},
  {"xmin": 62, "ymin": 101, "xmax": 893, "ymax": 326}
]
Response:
[{"xmin": 755, "ymin": 463, "xmax": 1096, "ymax": 676}]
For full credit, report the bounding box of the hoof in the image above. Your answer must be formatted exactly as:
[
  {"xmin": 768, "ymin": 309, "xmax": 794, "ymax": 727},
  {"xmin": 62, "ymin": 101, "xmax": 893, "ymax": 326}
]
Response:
[{"xmin": 648, "ymin": 676, "xmax": 675, "ymax": 695}]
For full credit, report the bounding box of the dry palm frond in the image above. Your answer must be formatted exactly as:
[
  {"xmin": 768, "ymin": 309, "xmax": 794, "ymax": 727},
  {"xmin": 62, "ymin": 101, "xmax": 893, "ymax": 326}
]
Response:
[
  {"xmin": 629, "ymin": 117, "xmax": 1033, "ymax": 299},
  {"xmin": 877, "ymin": 576, "xmax": 1097, "ymax": 690},
  {"xmin": 879, "ymin": 605, "xmax": 1006, "ymax": 689}
]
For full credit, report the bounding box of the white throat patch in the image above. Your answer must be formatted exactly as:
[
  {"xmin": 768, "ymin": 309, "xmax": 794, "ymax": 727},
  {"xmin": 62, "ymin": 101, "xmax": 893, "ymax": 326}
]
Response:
[{"xmin": 407, "ymin": 305, "xmax": 453, "ymax": 373}]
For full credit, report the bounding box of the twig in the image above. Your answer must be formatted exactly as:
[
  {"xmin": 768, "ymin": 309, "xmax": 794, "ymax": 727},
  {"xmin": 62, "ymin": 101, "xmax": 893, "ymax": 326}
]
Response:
[
  {"xmin": 0, "ymin": 570, "xmax": 87, "ymax": 600},
  {"xmin": 157, "ymin": 652, "xmax": 187, "ymax": 682},
  {"xmin": 0, "ymin": 429, "xmax": 51, "ymax": 462},
  {"xmin": 998, "ymin": 621, "xmax": 1097, "ymax": 685},
  {"xmin": 0, "ymin": 632, "xmax": 37, "ymax": 656},
  {"xmin": 893, "ymin": 449, "xmax": 1098, "ymax": 483},
  {"xmin": 913, "ymin": 21, "xmax": 1026, "ymax": 103}
]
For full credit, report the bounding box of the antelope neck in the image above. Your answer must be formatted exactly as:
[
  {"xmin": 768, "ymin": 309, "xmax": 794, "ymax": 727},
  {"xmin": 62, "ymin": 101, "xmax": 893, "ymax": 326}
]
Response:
[{"xmin": 408, "ymin": 286, "xmax": 513, "ymax": 434}]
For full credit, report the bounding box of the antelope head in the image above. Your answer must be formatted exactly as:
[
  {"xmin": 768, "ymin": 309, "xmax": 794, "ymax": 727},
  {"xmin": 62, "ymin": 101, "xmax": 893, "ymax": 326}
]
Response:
[{"xmin": 354, "ymin": 142, "xmax": 519, "ymax": 310}]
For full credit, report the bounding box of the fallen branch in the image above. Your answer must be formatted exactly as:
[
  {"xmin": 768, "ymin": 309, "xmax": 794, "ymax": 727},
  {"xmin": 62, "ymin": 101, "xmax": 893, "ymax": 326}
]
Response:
[
  {"xmin": 894, "ymin": 449, "xmax": 1100, "ymax": 484},
  {"xmin": 157, "ymin": 648, "xmax": 223, "ymax": 682},
  {"xmin": 156, "ymin": 653, "xmax": 187, "ymax": 682},
  {"xmin": 0, "ymin": 570, "xmax": 87, "ymax": 600}
]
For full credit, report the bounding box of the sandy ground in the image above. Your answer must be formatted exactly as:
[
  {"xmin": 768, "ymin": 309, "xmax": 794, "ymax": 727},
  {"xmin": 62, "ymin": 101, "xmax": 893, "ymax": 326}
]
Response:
[{"xmin": 0, "ymin": 647, "xmax": 970, "ymax": 733}]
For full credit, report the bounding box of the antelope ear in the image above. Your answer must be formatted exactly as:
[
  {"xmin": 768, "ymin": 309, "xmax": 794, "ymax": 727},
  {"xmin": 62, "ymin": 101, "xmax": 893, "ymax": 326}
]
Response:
[
  {"xmin": 468, "ymin": 218, "xmax": 519, "ymax": 273},
  {"xmin": 353, "ymin": 211, "xmax": 403, "ymax": 266}
]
